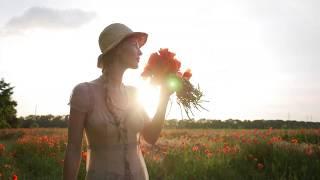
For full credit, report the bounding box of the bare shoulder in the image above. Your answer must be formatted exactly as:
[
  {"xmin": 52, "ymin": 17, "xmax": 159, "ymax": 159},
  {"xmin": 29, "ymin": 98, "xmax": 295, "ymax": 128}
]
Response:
[
  {"xmin": 70, "ymin": 82, "xmax": 90, "ymax": 99},
  {"xmin": 72, "ymin": 82, "xmax": 89, "ymax": 91},
  {"xmin": 68, "ymin": 82, "xmax": 91, "ymax": 113}
]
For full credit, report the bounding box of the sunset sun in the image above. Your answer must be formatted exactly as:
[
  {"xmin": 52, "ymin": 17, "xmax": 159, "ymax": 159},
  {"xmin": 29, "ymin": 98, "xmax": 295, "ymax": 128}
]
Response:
[{"xmin": 136, "ymin": 81, "xmax": 160, "ymax": 118}]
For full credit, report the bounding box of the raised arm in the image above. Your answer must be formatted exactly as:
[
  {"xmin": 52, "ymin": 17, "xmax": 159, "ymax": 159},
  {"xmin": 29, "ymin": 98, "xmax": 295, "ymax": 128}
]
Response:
[{"xmin": 141, "ymin": 86, "xmax": 173, "ymax": 145}]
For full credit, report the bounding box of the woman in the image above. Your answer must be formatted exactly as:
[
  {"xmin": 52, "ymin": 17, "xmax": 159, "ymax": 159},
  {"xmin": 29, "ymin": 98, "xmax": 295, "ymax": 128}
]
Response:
[{"xmin": 63, "ymin": 23, "xmax": 173, "ymax": 180}]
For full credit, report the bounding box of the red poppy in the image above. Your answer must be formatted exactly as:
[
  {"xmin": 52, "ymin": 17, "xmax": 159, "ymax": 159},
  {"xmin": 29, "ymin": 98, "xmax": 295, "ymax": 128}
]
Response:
[
  {"xmin": 192, "ymin": 145, "xmax": 199, "ymax": 152},
  {"xmin": 141, "ymin": 48, "xmax": 207, "ymax": 119},
  {"xmin": 12, "ymin": 174, "xmax": 18, "ymax": 180},
  {"xmin": 141, "ymin": 48, "xmax": 181, "ymax": 83},
  {"xmin": 291, "ymin": 138, "xmax": 298, "ymax": 144},
  {"xmin": 0, "ymin": 144, "xmax": 5, "ymax": 155},
  {"xmin": 159, "ymin": 48, "xmax": 175, "ymax": 60},
  {"xmin": 257, "ymin": 163, "xmax": 264, "ymax": 170},
  {"xmin": 182, "ymin": 69, "xmax": 192, "ymax": 80},
  {"xmin": 82, "ymin": 151, "xmax": 87, "ymax": 162}
]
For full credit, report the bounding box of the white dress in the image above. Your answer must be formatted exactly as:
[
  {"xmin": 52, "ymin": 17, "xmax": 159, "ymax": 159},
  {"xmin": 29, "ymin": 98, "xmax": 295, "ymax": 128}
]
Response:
[{"xmin": 68, "ymin": 75, "xmax": 150, "ymax": 180}]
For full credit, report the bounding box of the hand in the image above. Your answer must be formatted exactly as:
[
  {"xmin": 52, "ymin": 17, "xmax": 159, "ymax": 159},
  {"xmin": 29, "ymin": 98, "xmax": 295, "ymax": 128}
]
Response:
[{"xmin": 160, "ymin": 81, "xmax": 175, "ymax": 98}]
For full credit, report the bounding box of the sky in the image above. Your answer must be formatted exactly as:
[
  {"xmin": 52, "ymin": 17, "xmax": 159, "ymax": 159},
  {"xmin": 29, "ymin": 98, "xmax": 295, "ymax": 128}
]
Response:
[{"xmin": 0, "ymin": 0, "xmax": 319, "ymax": 121}]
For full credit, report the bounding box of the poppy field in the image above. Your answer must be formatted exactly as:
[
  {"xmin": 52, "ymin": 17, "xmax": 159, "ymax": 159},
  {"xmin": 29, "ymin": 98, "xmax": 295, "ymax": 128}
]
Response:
[{"xmin": 0, "ymin": 128, "xmax": 320, "ymax": 179}]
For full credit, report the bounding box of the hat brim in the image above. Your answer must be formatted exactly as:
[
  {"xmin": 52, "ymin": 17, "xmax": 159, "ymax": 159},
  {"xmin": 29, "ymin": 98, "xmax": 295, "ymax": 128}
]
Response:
[{"xmin": 97, "ymin": 32, "xmax": 148, "ymax": 68}]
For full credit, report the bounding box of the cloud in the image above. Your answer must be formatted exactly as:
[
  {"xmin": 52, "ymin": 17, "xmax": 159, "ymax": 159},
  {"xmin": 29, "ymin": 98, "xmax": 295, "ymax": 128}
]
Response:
[{"xmin": 1, "ymin": 6, "xmax": 96, "ymax": 35}]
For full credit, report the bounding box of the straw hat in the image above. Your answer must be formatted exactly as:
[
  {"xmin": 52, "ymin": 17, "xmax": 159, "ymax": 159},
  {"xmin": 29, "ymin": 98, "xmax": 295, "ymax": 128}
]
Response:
[{"xmin": 97, "ymin": 23, "xmax": 148, "ymax": 68}]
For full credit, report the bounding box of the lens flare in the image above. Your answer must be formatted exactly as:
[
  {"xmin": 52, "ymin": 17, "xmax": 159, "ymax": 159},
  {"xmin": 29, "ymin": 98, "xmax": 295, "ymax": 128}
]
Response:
[{"xmin": 166, "ymin": 75, "xmax": 182, "ymax": 92}]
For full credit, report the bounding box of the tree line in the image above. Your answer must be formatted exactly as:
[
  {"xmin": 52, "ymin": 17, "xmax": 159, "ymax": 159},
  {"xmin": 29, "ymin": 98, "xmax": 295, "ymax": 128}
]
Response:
[
  {"xmin": 1, "ymin": 78, "xmax": 319, "ymax": 129},
  {"xmin": 1, "ymin": 115, "xmax": 319, "ymax": 129},
  {"xmin": 164, "ymin": 119, "xmax": 320, "ymax": 129}
]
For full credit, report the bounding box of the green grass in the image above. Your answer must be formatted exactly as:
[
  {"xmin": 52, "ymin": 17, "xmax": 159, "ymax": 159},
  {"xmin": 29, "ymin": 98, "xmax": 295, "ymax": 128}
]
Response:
[{"xmin": 0, "ymin": 128, "xmax": 319, "ymax": 179}]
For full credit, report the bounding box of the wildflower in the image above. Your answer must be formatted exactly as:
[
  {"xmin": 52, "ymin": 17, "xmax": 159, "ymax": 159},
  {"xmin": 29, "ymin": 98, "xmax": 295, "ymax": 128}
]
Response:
[
  {"xmin": 0, "ymin": 144, "xmax": 5, "ymax": 155},
  {"xmin": 291, "ymin": 138, "xmax": 298, "ymax": 144},
  {"xmin": 257, "ymin": 163, "xmax": 264, "ymax": 170},
  {"xmin": 268, "ymin": 136, "xmax": 282, "ymax": 144},
  {"xmin": 82, "ymin": 151, "xmax": 87, "ymax": 162},
  {"xmin": 222, "ymin": 144, "xmax": 231, "ymax": 154},
  {"xmin": 204, "ymin": 149, "xmax": 210, "ymax": 154},
  {"xmin": 192, "ymin": 145, "xmax": 199, "ymax": 152},
  {"xmin": 141, "ymin": 48, "xmax": 207, "ymax": 119},
  {"xmin": 141, "ymin": 48, "xmax": 181, "ymax": 84},
  {"xmin": 12, "ymin": 174, "xmax": 18, "ymax": 180},
  {"xmin": 153, "ymin": 154, "xmax": 161, "ymax": 161},
  {"xmin": 204, "ymin": 149, "xmax": 213, "ymax": 158},
  {"xmin": 182, "ymin": 69, "xmax": 192, "ymax": 80}
]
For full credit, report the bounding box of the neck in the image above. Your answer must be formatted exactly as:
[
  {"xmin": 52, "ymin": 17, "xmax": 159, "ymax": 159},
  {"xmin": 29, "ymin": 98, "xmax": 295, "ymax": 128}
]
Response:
[{"xmin": 102, "ymin": 62, "xmax": 126, "ymax": 89}]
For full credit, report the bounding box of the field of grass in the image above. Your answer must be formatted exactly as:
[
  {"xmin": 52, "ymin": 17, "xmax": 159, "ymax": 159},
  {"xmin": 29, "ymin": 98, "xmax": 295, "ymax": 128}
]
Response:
[{"xmin": 0, "ymin": 128, "xmax": 320, "ymax": 179}]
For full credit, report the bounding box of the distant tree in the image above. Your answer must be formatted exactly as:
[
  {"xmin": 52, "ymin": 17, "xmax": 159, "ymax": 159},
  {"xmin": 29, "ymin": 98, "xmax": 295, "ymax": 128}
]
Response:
[
  {"xmin": 0, "ymin": 78, "xmax": 18, "ymax": 128},
  {"xmin": 30, "ymin": 122, "xmax": 39, "ymax": 128}
]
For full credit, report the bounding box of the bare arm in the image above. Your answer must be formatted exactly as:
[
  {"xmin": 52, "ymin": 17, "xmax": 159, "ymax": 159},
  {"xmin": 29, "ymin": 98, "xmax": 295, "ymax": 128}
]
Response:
[
  {"xmin": 63, "ymin": 108, "xmax": 86, "ymax": 180},
  {"xmin": 141, "ymin": 86, "xmax": 172, "ymax": 145}
]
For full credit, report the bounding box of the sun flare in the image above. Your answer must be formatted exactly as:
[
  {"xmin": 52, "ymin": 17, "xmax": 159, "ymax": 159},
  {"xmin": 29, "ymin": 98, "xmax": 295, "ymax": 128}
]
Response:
[{"xmin": 136, "ymin": 81, "xmax": 160, "ymax": 118}]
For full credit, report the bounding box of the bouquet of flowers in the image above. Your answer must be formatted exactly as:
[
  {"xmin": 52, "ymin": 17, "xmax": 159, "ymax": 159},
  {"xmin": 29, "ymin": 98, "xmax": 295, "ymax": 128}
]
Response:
[{"xmin": 141, "ymin": 48, "xmax": 208, "ymax": 119}]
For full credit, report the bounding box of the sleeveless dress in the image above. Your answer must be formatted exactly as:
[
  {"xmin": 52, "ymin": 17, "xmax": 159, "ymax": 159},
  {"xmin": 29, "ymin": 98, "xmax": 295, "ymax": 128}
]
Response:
[{"xmin": 68, "ymin": 75, "xmax": 150, "ymax": 180}]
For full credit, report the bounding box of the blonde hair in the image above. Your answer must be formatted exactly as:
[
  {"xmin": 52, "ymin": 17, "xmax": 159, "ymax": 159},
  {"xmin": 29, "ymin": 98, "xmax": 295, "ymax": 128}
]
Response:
[{"xmin": 100, "ymin": 46, "xmax": 121, "ymax": 74}]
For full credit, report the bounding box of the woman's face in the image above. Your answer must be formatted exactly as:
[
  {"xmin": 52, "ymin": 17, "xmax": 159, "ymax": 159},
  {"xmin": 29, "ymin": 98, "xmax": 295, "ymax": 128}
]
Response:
[{"xmin": 117, "ymin": 36, "xmax": 142, "ymax": 69}]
